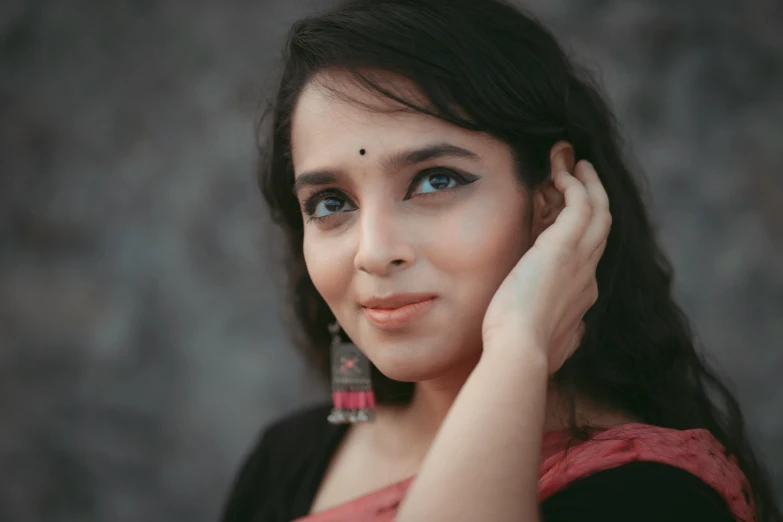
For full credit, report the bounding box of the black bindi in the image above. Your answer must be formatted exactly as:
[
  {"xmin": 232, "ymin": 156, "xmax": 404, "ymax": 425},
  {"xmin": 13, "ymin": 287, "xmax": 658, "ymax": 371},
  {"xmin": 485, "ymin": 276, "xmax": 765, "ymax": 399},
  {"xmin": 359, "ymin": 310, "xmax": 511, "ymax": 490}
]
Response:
[{"xmin": 359, "ymin": 148, "xmax": 366, "ymax": 155}]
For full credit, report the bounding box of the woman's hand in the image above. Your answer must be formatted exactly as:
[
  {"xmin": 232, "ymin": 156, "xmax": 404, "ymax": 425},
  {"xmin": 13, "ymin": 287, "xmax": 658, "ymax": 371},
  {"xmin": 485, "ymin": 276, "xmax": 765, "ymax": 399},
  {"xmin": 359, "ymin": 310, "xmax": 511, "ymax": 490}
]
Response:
[{"xmin": 481, "ymin": 160, "xmax": 611, "ymax": 374}]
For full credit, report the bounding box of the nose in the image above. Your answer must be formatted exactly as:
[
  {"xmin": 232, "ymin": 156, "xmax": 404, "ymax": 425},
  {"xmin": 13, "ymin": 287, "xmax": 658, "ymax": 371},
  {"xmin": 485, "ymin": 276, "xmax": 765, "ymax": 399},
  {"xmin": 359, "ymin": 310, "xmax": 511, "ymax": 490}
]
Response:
[{"xmin": 353, "ymin": 206, "xmax": 416, "ymax": 276}]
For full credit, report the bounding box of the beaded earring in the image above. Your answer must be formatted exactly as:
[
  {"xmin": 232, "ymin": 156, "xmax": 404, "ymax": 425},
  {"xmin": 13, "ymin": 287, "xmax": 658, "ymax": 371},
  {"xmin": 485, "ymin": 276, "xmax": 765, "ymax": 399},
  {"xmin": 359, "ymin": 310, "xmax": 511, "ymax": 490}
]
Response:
[{"xmin": 327, "ymin": 322, "xmax": 376, "ymax": 424}]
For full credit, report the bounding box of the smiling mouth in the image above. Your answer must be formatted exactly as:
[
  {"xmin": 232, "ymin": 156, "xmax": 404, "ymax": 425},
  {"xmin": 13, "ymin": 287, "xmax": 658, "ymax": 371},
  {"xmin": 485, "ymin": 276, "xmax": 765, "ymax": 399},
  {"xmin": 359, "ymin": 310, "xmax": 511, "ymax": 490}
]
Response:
[{"xmin": 362, "ymin": 296, "xmax": 436, "ymax": 330}]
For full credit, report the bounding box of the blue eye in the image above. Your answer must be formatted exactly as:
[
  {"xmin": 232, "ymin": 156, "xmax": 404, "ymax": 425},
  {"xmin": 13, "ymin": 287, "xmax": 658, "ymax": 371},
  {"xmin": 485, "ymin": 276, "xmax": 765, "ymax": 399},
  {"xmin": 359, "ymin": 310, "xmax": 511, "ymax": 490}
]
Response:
[
  {"xmin": 302, "ymin": 168, "xmax": 478, "ymax": 225},
  {"xmin": 313, "ymin": 196, "xmax": 350, "ymax": 217},
  {"xmin": 409, "ymin": 170, "xmax": 460, "ymax": 196},
  {"xmin": 303, "ymin": 191, "xmax": 356, "ymax": 223}
]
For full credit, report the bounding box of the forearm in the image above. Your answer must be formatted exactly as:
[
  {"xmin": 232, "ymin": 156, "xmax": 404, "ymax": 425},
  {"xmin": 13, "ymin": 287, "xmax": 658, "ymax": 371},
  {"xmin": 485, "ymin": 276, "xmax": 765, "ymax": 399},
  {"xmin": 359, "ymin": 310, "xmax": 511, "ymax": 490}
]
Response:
[{"xmin": 397, "ymin": 335, "xmax": 549, "ymax": 522}]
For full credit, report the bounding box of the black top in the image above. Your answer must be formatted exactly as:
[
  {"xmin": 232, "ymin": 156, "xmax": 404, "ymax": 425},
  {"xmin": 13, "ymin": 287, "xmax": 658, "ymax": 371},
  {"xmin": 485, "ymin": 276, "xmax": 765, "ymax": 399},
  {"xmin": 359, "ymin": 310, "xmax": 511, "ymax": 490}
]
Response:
[{"xmin": 220, "ymin": 403, "xmax": 736, "ymax": 522}]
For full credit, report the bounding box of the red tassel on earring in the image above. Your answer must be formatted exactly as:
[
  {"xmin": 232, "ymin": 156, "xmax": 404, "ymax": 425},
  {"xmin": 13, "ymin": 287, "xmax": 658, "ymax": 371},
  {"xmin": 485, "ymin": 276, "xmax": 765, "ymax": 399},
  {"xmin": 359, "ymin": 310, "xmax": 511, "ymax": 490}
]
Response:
[{"xmin": 327, "ymin": 322, "xmax": 376, "ymax": 424}]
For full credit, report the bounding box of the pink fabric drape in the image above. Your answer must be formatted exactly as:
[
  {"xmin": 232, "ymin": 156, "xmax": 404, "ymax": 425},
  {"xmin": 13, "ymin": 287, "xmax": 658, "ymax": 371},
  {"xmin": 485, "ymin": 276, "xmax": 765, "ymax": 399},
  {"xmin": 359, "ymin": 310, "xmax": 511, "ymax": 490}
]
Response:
[{"xmin": 295, "ymin": 423, "xmax": 757, "ymax": 522}]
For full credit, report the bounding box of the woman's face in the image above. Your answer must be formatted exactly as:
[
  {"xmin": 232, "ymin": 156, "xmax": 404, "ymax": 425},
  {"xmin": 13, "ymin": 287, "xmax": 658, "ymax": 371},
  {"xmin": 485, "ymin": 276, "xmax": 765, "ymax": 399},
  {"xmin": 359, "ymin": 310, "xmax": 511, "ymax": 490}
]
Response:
[{"xmin": 291, "ymin": 72, "xmax": 530, "ymax": 382}]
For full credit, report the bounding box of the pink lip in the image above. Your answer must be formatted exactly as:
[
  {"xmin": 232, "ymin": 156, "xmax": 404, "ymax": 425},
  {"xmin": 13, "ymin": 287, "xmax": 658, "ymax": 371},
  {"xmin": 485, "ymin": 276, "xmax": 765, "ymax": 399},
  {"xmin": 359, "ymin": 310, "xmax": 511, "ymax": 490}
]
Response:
[{"xmin": 361, "ymin": 294, "xmax": 437, "ymax": 330}]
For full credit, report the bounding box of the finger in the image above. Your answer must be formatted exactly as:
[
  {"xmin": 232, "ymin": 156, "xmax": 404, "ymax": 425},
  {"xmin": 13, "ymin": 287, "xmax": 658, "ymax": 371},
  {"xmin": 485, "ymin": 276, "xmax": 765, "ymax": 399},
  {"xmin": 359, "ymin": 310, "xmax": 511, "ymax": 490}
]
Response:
[
  {"xmin": 574, "ymin": 161, "xmax": 612, "ymax": 252},
  {"xmin": 574, "ymin": 160, "xmax": 609, "ymax": 211},
  {"xmin": 550, "ymin": 170, "xmax": 592, "ymax": 246},
  {"xmin": 586, "ymin": 214, "xmax": 610, "ymax": 262},
  {"xmin": 553, "ymin": 169, "xmax": 589, "ymax": 209},
  {"xmin": 588, "ymin": 238, "xmax": 608, "ymax": 265}
]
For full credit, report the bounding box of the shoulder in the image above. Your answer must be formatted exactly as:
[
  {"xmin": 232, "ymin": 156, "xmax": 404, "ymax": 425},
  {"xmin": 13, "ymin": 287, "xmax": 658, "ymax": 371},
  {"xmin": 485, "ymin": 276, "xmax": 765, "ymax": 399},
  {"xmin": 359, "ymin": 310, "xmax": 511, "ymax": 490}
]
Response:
[
  {"xmin": 541, "ymin": 461, "xmax": 735, "ymax": 522},
  {"xmin": 236, "ymin": 402, "xmax": 335, "ymax": 481},
  {"xmin": 219, "ymin": 402, "xmax": 342, "ymax": 522},
  {"xmin": 261, "ymin": 402, "xmax": 336, "ymax": 448}
]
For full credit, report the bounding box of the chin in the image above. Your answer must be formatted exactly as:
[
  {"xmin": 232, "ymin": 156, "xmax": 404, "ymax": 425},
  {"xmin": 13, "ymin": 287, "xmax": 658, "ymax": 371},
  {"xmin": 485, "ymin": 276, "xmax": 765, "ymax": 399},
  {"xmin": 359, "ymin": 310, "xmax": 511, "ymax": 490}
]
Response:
[
  {"xmin": 368, "ymin": 345, "xmax": 477, "ymax": 383},
  {"xmin": 374, "ymin": 362, "xmax": 442, "ymax": 383}
]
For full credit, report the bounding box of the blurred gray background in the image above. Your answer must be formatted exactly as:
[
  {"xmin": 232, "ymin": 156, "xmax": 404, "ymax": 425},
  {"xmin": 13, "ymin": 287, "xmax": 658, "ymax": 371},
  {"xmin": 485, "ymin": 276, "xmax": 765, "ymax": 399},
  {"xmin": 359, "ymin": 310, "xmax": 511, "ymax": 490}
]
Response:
[{"xmin": 1, "ymin": 0, "xmax": 781, "ymax": 521}]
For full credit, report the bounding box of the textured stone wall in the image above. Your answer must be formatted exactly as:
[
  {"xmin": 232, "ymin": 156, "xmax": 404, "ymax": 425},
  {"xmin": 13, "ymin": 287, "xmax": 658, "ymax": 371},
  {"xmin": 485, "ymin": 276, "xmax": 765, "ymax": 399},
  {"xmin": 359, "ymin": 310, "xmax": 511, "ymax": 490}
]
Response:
[{"xmin": 1, "ymin": 1, "xmax": 781, "ymax": 521}]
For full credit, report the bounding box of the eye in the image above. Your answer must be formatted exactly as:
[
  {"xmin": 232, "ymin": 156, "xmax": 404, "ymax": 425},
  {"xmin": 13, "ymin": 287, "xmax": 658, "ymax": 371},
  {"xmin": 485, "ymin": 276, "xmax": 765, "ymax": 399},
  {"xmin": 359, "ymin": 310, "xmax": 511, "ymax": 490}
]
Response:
[
  {"xmin": 314, "ymin": 196, "xmax": 349, "ymax": 217},
  {"xmin": 303, "ymin": 191, "xmax": 356, "ymax": 222},
  {"xmin": 407, "ymin": 168, "xmax": 472, "ymax": 198}
]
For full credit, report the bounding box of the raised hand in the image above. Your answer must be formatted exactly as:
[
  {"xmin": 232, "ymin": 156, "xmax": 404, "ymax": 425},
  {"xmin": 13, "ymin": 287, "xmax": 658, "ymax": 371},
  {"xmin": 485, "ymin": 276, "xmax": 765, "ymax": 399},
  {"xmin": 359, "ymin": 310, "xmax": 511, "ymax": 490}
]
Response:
[{"xmin": 481, "ymin": 160, "xmax": 611, "ymax": 374}]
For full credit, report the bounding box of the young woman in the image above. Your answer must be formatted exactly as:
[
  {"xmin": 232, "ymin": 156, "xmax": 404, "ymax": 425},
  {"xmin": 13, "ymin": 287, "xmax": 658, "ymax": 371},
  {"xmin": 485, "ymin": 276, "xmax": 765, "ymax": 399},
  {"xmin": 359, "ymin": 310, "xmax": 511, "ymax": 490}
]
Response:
[{"xmin": 220, "ymin": 0, "xmax": 782, "ymax": 520}]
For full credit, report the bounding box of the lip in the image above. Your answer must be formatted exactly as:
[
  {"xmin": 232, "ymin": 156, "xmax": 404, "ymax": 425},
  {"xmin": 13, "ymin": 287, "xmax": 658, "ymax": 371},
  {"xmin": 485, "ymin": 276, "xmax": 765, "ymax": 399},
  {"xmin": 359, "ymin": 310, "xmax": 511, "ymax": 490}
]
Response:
[{"xmin": 361, "ymin": 293, "xmax": 437, "ymax": 330}]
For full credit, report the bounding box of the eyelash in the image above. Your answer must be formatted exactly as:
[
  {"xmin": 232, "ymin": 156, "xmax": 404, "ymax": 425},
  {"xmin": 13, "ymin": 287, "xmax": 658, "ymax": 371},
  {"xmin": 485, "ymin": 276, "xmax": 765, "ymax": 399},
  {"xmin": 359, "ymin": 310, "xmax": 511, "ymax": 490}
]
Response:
[{"xmin": 301, "ymin": 168, "xmax": 477, "ymax": 224}]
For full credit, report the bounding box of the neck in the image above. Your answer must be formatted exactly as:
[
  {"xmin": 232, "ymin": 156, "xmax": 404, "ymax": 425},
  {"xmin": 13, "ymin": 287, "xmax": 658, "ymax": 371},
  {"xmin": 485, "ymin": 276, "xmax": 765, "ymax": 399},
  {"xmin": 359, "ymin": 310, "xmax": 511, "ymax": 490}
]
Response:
[
  {"xmin": 368, "ymin": 358, "xmax": 632, "ymax": 472},
  {"xmin": 388, "ymin": 367, "xmax": 601, "ymax": 444},
  {"xmin": 368, "ymin": 354, "xmax": 479, "ymax": 467},
  {"xmin": 406, "ymin": 356, "xmax": 480, "ymax": 436}
]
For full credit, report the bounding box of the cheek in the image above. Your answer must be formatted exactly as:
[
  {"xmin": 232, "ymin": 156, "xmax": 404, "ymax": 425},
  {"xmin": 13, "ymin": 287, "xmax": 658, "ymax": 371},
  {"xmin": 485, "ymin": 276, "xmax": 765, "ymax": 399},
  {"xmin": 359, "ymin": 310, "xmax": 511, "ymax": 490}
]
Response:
[
  {"xmin": 427, "ymin": 199, "xmax": 527, "ymax": 282},
  {"xmin": 303, "ymin": 234, "xmax": 353, "ymax": 308}
]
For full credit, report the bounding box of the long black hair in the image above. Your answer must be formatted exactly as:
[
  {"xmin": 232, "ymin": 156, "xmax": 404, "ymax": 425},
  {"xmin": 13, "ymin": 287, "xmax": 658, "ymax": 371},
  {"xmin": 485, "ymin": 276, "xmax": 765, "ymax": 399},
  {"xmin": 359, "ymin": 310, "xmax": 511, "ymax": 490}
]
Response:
[{"xmin": 259, "ymin": 0, "xmax": 781, "ymax": 519}]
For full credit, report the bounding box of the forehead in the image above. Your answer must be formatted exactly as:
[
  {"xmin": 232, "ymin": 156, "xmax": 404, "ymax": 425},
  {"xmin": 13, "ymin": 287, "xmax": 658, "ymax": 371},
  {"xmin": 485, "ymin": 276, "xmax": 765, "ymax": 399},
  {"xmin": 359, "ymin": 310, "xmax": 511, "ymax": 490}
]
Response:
[{"xmin": 290, "ymin": 71, "xmax": 491, "ymax": 172}]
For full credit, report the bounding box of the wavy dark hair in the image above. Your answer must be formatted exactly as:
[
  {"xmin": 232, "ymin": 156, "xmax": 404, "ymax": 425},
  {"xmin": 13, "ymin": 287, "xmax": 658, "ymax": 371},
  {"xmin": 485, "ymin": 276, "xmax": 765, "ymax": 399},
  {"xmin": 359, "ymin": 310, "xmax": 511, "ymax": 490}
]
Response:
[{"xmin": 259, "ymin": 0, "xmax": 781, "ymax": 519}]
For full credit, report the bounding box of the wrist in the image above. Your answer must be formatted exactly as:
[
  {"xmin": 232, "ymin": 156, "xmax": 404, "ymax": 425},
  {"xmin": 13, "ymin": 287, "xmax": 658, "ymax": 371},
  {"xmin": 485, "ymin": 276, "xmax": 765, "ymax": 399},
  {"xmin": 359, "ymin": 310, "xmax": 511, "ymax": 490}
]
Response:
[{"xmin": 480, "ymin": 329, "xmax": 548, "ymax": 372}]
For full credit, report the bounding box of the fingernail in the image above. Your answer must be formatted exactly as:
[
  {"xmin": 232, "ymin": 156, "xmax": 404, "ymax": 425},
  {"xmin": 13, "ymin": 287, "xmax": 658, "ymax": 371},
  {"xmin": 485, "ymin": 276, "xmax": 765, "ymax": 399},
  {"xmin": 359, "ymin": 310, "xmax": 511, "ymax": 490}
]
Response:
[{"xmin": 584, "ymin": 160, "xmax": 594, "ymax": 169}]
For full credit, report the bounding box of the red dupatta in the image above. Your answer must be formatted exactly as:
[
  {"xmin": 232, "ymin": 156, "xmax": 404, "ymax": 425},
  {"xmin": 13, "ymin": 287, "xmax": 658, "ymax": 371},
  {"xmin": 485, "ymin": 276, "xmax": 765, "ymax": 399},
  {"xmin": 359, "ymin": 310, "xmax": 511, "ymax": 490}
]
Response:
[{"xmin": 294, "ymin": 423, "xmax": 757, "ymax": 522}]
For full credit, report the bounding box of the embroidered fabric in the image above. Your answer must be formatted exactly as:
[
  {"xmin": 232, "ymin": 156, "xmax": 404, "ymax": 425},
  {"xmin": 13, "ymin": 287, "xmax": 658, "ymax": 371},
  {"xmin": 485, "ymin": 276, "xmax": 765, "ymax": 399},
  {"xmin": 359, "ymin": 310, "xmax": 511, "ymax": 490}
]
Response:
[{"xmin": 294, "ymin": 423, "xmax": 757, "ymax": 522}]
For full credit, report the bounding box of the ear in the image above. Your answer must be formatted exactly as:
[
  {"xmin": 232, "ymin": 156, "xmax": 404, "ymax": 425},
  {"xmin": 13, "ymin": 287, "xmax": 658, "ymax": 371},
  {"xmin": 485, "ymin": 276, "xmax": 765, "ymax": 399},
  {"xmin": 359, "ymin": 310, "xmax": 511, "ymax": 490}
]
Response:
[{"xmin": 531, "ymin": 141, "xmax": 576, "ymax": 239}]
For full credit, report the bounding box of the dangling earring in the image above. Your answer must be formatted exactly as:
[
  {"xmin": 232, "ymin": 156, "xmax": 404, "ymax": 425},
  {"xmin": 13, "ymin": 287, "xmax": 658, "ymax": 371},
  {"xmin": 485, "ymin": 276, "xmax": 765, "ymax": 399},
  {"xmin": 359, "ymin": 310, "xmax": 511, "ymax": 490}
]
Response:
[{"xmin": 327, "ymin": 322, "xmax": 376, "ymax": 424}]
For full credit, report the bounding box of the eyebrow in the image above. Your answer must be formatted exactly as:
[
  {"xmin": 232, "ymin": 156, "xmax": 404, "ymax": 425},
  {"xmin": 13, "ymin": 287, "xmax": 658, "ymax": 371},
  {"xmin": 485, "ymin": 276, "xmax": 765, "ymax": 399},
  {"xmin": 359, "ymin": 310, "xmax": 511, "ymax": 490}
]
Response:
[{"xmin": 292, "ymin": 142, "xmax": 479, "ymax": 195}]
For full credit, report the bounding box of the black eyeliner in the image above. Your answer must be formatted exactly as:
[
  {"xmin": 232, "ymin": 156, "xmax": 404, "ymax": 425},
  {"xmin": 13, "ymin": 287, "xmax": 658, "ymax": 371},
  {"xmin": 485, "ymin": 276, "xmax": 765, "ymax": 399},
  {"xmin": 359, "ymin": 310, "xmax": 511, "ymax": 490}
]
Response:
[
  {"xmin": 301, "ymin": 166, "xmax": 480, "ymax": 221},
  {"xmin": 403, "ymin": 167, "xmax": 480, "ymax": 199},
  {"xmin": 301, "ymin": 188, "xmax": 348, "ymax": 216}
]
